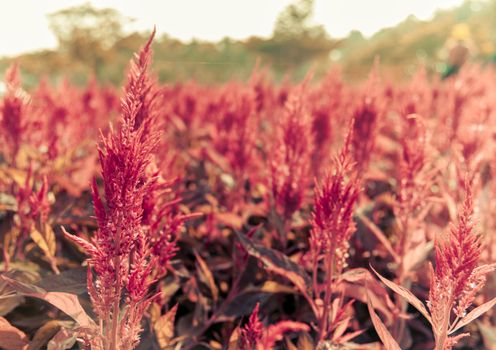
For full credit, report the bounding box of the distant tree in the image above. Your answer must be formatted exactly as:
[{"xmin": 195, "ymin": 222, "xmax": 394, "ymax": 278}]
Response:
[
  {"xmin": 48, "ymin": 2, "xmax": 130, "ymax": 78},
  {"xmin": 247, "ymin": 0, "xmax": 336, "ymax": 73},
  {"xmin": 273, "ymin": 0, "xmax": 321, "ymax": 38}
]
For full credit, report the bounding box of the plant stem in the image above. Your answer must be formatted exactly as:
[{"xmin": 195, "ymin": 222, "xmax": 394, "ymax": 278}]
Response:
[
  {"xmin": 319, "ymin": 249, "xmax": 334, "ymax": 341},
  {"xmin": 109, "ymin": 225, "xmax": 123, "ymax": 350}
]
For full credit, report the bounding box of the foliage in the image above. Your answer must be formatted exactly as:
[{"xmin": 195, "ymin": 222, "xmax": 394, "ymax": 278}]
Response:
[
  {"xmin": 3, "ymin": 25, "xmax": 496, "ymax": 350},
  {"xmin": 3, "ymin": 1, "xmax": 496, "ymax": 85},
  {"xmin": 48, "ymin": 2, "xmax": 130, "ymax": 79}
]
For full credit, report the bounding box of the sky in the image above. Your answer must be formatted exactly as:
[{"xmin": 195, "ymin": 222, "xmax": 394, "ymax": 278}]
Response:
[{"xmin": 0, "ymin": 0, "xmax": 467, "ymax": 57}]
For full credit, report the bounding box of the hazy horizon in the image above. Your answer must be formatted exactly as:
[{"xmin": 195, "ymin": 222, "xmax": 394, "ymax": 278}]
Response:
[{"xmin": 0, "ymin": 0, "xmax": 467, "ymax": 57}]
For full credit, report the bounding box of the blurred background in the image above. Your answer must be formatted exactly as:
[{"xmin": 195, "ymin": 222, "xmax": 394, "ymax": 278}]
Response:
[{"xmin": 1, "ymin": 0, "xmax": 495, "ymax": 86}]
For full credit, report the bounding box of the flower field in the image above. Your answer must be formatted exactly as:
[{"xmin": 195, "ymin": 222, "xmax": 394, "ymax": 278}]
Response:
[{"xmin": 2, "ymin": 31, "xmax": 496, "ymax": 350}]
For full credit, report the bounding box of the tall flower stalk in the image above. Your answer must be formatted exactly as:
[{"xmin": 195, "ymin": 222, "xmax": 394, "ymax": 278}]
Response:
[
  {"xmin": 390, "ymin": 113, "xmax": 434, "ymax": 343},
  {"xmin": 372, "ymin": 178, "xmax": 496, "ymax": 350},
  {"xmin": 269, "ymin": 81, "xmax": 313, "ymax": 247},
  {"xmin": 309, "ymin": 133, "xmax": 360, "ymax": 341},
  {"xmin": 0, "ymin": 63, "xmax": 31, "ymax": 166},
  {"xmin": 237, "ymin": 303, "xmax": 309, "ymax": 350},
  {"xmin": 427, "ymin": 179, "xmax": 492, "ymax": 350},
  {"xmin": 63, "ymin": 30, "xmax": 172, "ymax": 350}
]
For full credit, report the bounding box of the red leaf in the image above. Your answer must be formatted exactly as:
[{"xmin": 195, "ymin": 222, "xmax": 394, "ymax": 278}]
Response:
[
  {"xmin": 0, "ymin": 316, "xmax": 29, "ymax": 350},
  {"xmin": 340, "ymin": 268, "xmax": 396, "ymax": 324},
  {"xmin": 154, "ymin": 304, "xmax": 178, "ymax": 348},
  {"xmin": 263, "ymin": 321, "xmax": 310, "ymax": 349},
  {"xmin": 1, "ymin": 276, "xmax": 95, "ymax": 328},
  {"xmin": 357, "ymin": 212, "xmax": 400, "ymax": 263},
  {"xmin": 194, "ymin": 251, "xmax": 219, "ymax": 302},
  {"xmin": 451, "ymin": 296, "xmax": 496, "ymax": 333},
  {"xmin": 366, "ymin": 296, "xmax": 401, "ymax": 350},
  {"xmin": 235, "ymin": 230, "xmax": 311, "ymax": 296},
  {"xmin": 371, "ymin": 266, "xmax": 432, "ymax": 325},
  {"xmin": 47, "ymin": 328, "xmax": 77, "ymax": 350}
]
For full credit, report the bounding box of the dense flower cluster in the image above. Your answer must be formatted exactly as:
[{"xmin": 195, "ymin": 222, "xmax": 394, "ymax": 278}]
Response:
[
  {"xmin": 63, "ymin": 31, "xmax": 178, "ymax": 349},
  {"xmin": 270, "ymin": 81, "xmax": 313, "ymax": 221},
  {"xmin": 428, "ymin": 181, "xmax": 494, "ymax": 350},
  {"xmin": 3, "ymin": 34, "xmax": 496, "ymax": 350}
]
